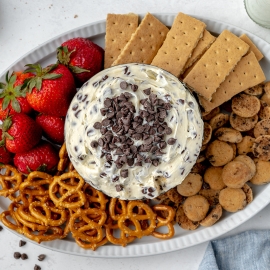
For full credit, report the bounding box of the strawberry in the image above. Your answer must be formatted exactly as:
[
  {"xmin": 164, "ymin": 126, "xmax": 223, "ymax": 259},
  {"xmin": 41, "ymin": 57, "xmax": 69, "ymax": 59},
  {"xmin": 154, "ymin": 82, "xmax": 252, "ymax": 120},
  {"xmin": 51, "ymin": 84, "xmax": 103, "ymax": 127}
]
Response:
[
  {"xmin": 24, "ymin": 63, "xmax": 76, "ymax": 117},
  {"xmin": 0, "ymin": 71, "xmax": 33, "ymax": 120},
  {"xmin": 1, "ymin": 113, "xmax": 42, "ymax": 153},
  {"xmin": 0, "ymin": 130, "xmax": 12, "ymax": 164},
  {"xmin": 36, "ymin": 114, "xmax": 65, "ymax": 144},
  {"xmin": 57, "ymin": 37, "xmax": 104, "ymax": 86},
  {"xmin": 14, "ymin": 141, "xmax": 59, "ymax": 174}
]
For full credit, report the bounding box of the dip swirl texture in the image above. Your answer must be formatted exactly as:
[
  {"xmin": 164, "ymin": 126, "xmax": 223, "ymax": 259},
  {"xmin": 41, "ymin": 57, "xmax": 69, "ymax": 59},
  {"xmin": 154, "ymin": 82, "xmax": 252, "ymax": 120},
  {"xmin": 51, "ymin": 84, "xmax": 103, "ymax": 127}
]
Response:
[{"xmin": 65, "ymin": 64, "xmax": 203, "ymax": 200}]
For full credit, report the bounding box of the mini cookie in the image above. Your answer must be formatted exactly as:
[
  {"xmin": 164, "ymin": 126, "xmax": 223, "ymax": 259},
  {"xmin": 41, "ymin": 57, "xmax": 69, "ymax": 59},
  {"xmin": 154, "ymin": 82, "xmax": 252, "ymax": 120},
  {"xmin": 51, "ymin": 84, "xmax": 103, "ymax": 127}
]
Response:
[
  {"xmin": 261, "ymin": 93, "xmax": 270, "ymax": 106},
  {"xmin": 175, "ymin": 205, "xmax": 199, "ymax": 230},
  {"xmin": 177, "ymin": 173, "xmax": 203, "ymax": 197},
  {"xmin": 231, "ymin": 94, "xmax": 260, "ymax": 117},
  {"xmin": 259, "ymin": 101, "xmax": 270, "ymax": 120},
  {"xmin": 166, "ymin": 187, "xmax": 183, "ymax": 204},
  {"xmin": 200, "ymin": 204, "xmax": 222, "ymax": 227},
  {"xmin": 219, "ymin": 187, "xmax": 247, "ymax": 212},
  {"xmin": 228, "ymin": 143, "xmax": 237, "ymax": 159},
  {"xmin": 234, "ymin": 154, "xmax": 256, "ymax": 178},
  {"xmin": 204, "ymin": 166, "xmax": 226, "ymax": 190},
  {"xmin": 202, "ymin": 122, "xmax": 212, "ymax": 145},
  {"xmin": 202, "ymin": 107, "xmax": 220, "ymax": 121},
  {"xmin": 250, "ymin": 160, "xmax": 270, "ymax": 185},
  {"xmin": 242, "ymin": 183, "xmax": 253, "ymax": 204},
  {"xmin": 254, "ymin": 119, "xmax": 270, "ymax": 138},
  {"xmin": 230, "ymin": 112, "xmax": 258, "ymax": 132},
  {"xmin": 206, "ymin": 140, "xmax": 234, "ymax": 166},
  {"xmin": 222, "ymin": 160, "xmax": 251, "ymax": 188},
  {"xmin": 198, "ymin": 189, "xmax": 220, "ymax": 206},
  {"xmin": 237, "ymin": 136, "xmax": 255, "ymax": 155},
  {"xmin": 154, "ymin": 192, "xmax": 169, "ymax": 203},
  {"xmin": 209, "ymin": 113, "xmax": 229, "ymax": 130},
  {"xmin": 244, "ymin": 83, "xmax": 264, "ymax": 96},
  {"xmin": 196, "ymin": 152, "xmax": 206, "ymax": 163},
  {"xmin": 200, "ymin": 144, "xmax": 208, "ymax": 152},
  {"xmin": 252, "ymin": 135, "xmax": 270, "ymax": 161},
  {"xmin": 183, "ymin": 195, "xmax": 210, "ymax": 222},
  {"xmin": 214, "ymin": 127, "xmax": 242, "ymax": 143},
  {"xmin": 191, "ymin": 162, "xmax": 207, "ymax": 175},
  {"xmin": 264, "ymin": 81, "xmax": 270, "ymax": 95}
]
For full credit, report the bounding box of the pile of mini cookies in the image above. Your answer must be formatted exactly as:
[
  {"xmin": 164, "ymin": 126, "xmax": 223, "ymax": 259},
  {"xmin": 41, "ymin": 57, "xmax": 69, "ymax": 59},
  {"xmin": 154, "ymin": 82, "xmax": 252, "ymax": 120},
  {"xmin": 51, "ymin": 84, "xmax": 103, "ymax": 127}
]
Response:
[{"xmin": 104, "ymin": 12, "xmax": 269, "ymax": 230}]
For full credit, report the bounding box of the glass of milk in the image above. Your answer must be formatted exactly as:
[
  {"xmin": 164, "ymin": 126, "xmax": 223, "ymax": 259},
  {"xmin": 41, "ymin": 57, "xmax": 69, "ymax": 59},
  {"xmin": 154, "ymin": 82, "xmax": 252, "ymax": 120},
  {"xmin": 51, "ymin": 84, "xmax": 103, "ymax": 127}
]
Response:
[{"xmin": 244, "ymin": 0, "xmax": 270, "ymax": 28}]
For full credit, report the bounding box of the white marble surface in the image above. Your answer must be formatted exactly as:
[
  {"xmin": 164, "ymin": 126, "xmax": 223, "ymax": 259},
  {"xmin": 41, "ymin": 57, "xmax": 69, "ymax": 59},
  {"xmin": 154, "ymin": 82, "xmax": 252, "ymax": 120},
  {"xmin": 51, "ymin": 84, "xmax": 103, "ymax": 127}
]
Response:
[{"xmin": 0, "ymin": 0, "xmax": 270, "ymax": 269}]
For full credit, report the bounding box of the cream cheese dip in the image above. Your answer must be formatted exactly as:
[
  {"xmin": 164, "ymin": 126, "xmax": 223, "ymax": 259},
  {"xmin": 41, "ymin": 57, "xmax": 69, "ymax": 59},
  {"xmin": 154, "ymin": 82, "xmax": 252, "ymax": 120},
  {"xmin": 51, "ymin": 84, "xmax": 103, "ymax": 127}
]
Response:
[{"xmin": 65, "ymin": 63, "xmax": 203, "ymax": 200}]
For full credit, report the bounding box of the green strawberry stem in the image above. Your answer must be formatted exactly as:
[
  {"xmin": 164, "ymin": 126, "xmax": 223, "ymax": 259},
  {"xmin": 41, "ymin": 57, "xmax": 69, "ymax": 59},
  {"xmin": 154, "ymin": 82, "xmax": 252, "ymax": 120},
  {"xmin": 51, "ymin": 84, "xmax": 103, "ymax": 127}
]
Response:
[
  {"xmin": 57, "ymin": 46, "xmax": 90, "ymax": 74},
  {"xmin": 0, "ymin": 71, "xmax": 25, "ymax": 112},
  {"xmin": 23, "ymin": 63, "xmax": 62, "ymax": 93}
]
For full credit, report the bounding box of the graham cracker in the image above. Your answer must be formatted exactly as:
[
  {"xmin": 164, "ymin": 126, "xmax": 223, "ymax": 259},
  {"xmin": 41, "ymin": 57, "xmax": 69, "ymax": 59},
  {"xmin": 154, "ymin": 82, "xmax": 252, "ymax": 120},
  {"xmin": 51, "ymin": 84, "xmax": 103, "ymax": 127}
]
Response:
[
  {"xmin": 104, "ymin": 13, "xmax": 139, "ymax": 69},
  {"xmin": 183, "ymin": 30, "xmax": 216, "ymax": 71},
  {"xmin": 151, "ymin": 13, "xmax": 206, "ymax": 77},
  {"xmin": 240, "ymin": 33, "xmax": 264, "ymax": 61},
  {"xmin": 199, "ymin": 52, "xmax": 266, "ymax": 112},
  {"xmin": 183, "ymin": 30, "xmax": 250, "ymax": 101},
  {"xmin": 112, "ymin": 13, "xmax": 169, "ymax": 66}
]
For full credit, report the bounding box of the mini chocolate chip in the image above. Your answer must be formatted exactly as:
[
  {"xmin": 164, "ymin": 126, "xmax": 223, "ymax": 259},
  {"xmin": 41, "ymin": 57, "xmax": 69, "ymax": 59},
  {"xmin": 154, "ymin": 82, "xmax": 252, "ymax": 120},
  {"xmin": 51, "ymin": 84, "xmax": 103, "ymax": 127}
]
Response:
[
  {"xmin": 159, "ymin": 141, "xmax": 167, "ymax": 149},
  {"xmin": 120, "ymin": 81, "xmax": 128, "ymax": 89},
  {"xmin": 157, "ymin": 126, "xmax": 165, "ymax": 133},
  {"xmin": 19, "ymin": 240, "xmax": 26, "ymax": 247},
  {"xmin": 126, "ymin": 138, "xmax": 134, "ymax": 145},
  {"xmin": 104, "ymin": 98, "xmax": 112, "ymax": 108},
  {"xmin": 150, "ymin": 146, "xmax": 158, "ymax": 153},
  {"xmin": 143, "ymin": 88, "xmax": 151, "ymax": 95},
  {"xmin": 145, "ymin": 158, "xmax": 152, "ymax": 163},
  {"xmin": 159, "ymin": 110, "xmax": 167, "ymax": 118},
  {"xmin": 142, "ymin": 187, "xmax": 148, "ymax": 194},
  {"xmin": 112, "ymin": 176, "xmax": 119, "ymax": 182},
  {"xmin": 132, "ymin": 133, "xmax": 142, "ymax": 140},
  {"xmin": 149, "ymin": 127, "xmax": 156, "ymax": 135},
  {"xmin": 152, "ymin": 159, "xmax": 159, "ymax": 166},
  {"xmin": 118, "ymin": 93, "xmax": 127, "ymax": 101},
  {"xmin": 156, "ymin": 149, "xmax": 165, "ymax": 156},
  {"xmin": 93, "ymin": 122, "xmax": 102, "ymax": 129},
  {"xmin": 127, "ymin": 158, "xmax": 134, "ymax": 166},
  {"xmin": 120, "ymin": 169, "xmax": 128, "ymax": 178},
  {"xmin": 144, "ymin": 137, "xmax": 154, "ymax": 145},
  {"xmin": 164, "ymin": 127, "xmax": 172, "ymax": 135},
  {"xmin": 131, "ymin": 84, "xmax": 138, "ymax": 92},
  {"xmin": 14, "ymin": 252, "xmax": 21, "ymax": 259},
  {"xmin": 98, "ymin": 138, "xmax": 104, "ymax": 147},
  {"xmin": 107, "ymin": 111, "xmax": 115, "ymax": 119},
  {"xmin": 137, "ymin": 154, "xmax": 144, "ymax": 161},
  {"xmin": 148, "ymin": 187, "xmax": 155, "ymax": 192},
  {"xmin": 34, "ymin": 264, "xmax": 41, "ymax": 270},
  {"xmin": 21, "ymin": 253, "xmax": 28, "ymax": 260},
  {"xmin": 115, "ymin": 148, "xmax": 123, "ymax": 155},
  {"xmin": 100, "ymin": 172, "xmax": 107, "ymax": 178},
  {"xmin": 163, "ymin": 102, "xmax": 172, "ymax": 110},
  {"xmin": 37, "ymin": 254, "xmax": 46, "ymax": 261},
  {"xmin": 134, "ymin": 161, "xmax": 142, "ymax": 166},
  {"xmin": 123, "ymin": 148, "xmax": 131, "ymax": 155},
  {"xmin": 148, "ymin": 193, "xmax": 154, "ymax": 197},
  {"xmin": 100, "ymin": 127, "xmax": 107, "ymax": 135},
  {"xmin": 168, "ymin": 138, "xmax": 177, "ymax": 145},
  {"xmin": 149, "ymin": 93, "xmax": 157, "ymax": 103},
  {"xmin": 135, "ymin": 125, "xmax": 145, "ymax": 133},
  {"xmin": 130, "ymin": 145, "xmax": 137, "ymax": 153},
  {"xmin": 124, "ymin": 92, "xmax": 132, "ymax": 99},
  {"xmin": 102, "ymin": 118, "xmax": 111, "ymax": 127},
  {"xmin": 140, "ymin": 98, "xmax": 148, "ymax": 105},
  {"xmin": 90, "ymin": 141, "xmax": 98, "ymax": 148},
  {"xmin": 143, "ymin": 101, "xmax": 152, "ymax": 109},
  {"xmin": 106, "ymin": 154, "xmax": 112, "ymax": 161},
  {"xmin": 115, "ymin": 184, "xmax": 124, "ymax": 192}
]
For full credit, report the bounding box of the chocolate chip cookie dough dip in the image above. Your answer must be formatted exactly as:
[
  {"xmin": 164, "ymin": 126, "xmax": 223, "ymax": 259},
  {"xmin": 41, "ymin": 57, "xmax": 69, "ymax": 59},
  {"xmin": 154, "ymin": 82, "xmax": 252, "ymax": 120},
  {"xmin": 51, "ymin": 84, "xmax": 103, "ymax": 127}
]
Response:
[{"xmin": 65, "ymin": 63, "xmax": 203, "ymax": 200}]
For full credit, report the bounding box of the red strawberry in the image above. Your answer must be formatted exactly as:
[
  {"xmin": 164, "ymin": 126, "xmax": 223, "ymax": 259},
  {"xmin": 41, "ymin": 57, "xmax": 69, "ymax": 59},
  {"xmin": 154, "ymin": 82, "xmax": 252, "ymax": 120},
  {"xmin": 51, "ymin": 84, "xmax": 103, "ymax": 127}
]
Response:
[
  {"xmin": 57, "ymin": 37, "xmax": 104, "ymax": 86},
  {"xmin": 24, "ymin": 63, "xmax": 76, "ymax": 117},
  {"xmin": 36, "ymin": 114, "xmax": 64, "ymax": 144},
  {"xmin": 0, "ymin": 71, "xmax": 33, "ymax": 120},
  {"xmin": 14, "ymin": 141, "xmax": 59, "ymax": 174},
  {"xmin": 1, "ymin": 113, "xmax": 42, "ymax": 153},
  {"xmin": 0, "ymin": 130, "xmax": 12, "ymax": 164}
]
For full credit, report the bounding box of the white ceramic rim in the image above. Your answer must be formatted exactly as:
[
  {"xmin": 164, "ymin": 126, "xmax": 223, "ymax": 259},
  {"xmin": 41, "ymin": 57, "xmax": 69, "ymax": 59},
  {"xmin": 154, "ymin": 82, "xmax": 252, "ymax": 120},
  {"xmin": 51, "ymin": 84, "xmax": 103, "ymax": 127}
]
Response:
[{"xmin": 0, "ymin": 13, "xmax": 270, "ymax": 258}]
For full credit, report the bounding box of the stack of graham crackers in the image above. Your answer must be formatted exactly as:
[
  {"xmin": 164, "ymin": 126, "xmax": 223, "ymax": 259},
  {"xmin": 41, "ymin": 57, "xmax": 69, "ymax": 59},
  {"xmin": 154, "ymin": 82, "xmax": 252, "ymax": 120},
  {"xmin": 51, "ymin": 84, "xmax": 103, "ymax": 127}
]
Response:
[{"xmin": 104, "ymin": 12, "xmax": 266, "ymax": 112}]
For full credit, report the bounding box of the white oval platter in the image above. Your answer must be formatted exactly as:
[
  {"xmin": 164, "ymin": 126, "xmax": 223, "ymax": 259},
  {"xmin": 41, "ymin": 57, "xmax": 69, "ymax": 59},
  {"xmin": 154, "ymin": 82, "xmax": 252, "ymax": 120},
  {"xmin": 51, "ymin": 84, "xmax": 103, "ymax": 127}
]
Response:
[{"xmin": 0, "ymin": 13, "xmax": 270, "ymax": 258}]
